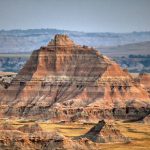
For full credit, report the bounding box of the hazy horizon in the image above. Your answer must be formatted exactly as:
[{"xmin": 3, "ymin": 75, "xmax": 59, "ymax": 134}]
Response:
[
  {"xmin": 1, "ymin": 28, "xmax": 150, "ymax": 34},
  {"xmin": 0, "ymin": 0, "xmax": 150, "ymax": 33}
]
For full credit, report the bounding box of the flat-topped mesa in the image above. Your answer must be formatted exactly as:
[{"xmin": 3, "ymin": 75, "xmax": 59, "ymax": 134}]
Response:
[{"xmin": 47, "ymin": 34, "xmax": 75, "ymax": 47}]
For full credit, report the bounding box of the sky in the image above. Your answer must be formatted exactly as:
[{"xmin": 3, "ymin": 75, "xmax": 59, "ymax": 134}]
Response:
[{"xmin": 0, "ymin": 0, "xmax": 150, "ymax": 32}]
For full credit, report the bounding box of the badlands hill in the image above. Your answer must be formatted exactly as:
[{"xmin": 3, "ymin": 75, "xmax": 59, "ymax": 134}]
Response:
[
  {"xmin": 82, "ymin": 120, "xmax": 128, "ymax": 143},
  {"xmin": 0, "ymin": 35, "xmax": 149, "ymax": 121}
]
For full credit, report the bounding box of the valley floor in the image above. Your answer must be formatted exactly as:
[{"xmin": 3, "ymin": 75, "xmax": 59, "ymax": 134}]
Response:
[{"xmin": 0, "ymin": 119, "xmax": 150, "ymax": 150}]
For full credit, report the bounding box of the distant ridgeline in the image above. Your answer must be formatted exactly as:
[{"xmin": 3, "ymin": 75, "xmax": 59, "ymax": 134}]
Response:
[{"xmin": 129, "ymin": 54, "xmax": 150, "ymax": 58}]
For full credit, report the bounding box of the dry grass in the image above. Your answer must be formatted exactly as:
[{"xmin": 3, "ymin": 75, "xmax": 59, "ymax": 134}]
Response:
[
  {"xmin": 39, "ymin": 122, "xmax": 93, "ymax": 137},
  {"xmin": 99, "ymin": 121, "xmax": 150, "ymax": 150},
  {"xmin": 0, "ymin": 119, "xmax": 150, "ymax": 150}
]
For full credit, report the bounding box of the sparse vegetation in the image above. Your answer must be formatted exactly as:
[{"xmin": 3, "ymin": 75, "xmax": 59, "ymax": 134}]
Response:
[{"xmin": 0, "ymin": 119, "xmax": 149, "ymax": 149}]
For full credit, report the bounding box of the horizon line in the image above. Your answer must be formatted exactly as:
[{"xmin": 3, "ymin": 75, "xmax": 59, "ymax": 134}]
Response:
[{"xmin": 0, "ymin": 28, "xmax": 150, "ymax": 34}]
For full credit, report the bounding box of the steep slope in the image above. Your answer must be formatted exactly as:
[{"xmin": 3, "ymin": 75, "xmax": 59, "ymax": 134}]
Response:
[
  {"xmin": 138, "ymin": 73, "xmax": 150, "ymax": 97},
  {"xmin": 0, "ymin": 35, "xmax": 149, "ymax": 120},
  {"xmin": 82, "ymin": 120, "xmax": 128, "ymax": 143}
]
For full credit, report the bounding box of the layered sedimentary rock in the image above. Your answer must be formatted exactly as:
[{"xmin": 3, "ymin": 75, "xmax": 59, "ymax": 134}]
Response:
[
  {"xmin": 18, "ymin": 123, "xmax": 42, "ymax": 133},
  {"xmin": 81, "ymin": 120, "xmax": 128, "ymax": 143},
  {"xmin": 0, "ymin": 123, "xmax": 98, "ymax": 150},
  {"xmin": 0, "ymin": 34, "xmax": 149, "ymax": 120},
  {"xmin": 138, "ymin": 73, "xmax": 150, "ymax": 97},
  {"xmin": 0, "ymin": 122, "xmax": 15, "ymax": 130}
]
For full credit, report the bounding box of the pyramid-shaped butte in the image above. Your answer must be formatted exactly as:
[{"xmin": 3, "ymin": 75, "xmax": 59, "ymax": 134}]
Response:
[
  {"xmin": 82, "ymin": 120, "xmax": 129, "ymax": 143},
  {"xmin": 0, "ymin": 34, "xmax": 149, "ymax": 120}
]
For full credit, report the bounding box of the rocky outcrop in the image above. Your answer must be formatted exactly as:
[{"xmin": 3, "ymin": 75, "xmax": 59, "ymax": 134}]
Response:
[
  {"xmin": 0, "ymin": 122, "xmax": 15, "ymax": 130},
  {"xmin": 81, "ymin": 120, "xmax": 129, "ymax": 143},
  {"xmin": 0, "ymin": 34, "xmax": 149, "ymax": 121},
  {"xmin": 0, "ymin": 72, "xmax": 16, "ymax": 89},
  {"xmin": 138, "ymin": 73, "xmax": 150, "ymax": 97},
  {"xmin": 18, "ymin": 123, "xmax": 42, "ymax": 133},
  {"xmin": 0, "ymin": 123, "xmax": 98, "ymax": 150},
  {"xmin": 48, "ymin": 34, "xmax": 75, "ymax": 46},
  {"xmin": 143, "ymin": 114, "xmax": 150, "ymax": 124}
]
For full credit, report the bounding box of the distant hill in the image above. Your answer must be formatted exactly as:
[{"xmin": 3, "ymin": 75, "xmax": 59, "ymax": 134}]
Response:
[
  {"xmin": 99, "ymin": 41, "xmax": 150, "ymax": 57},
  {"xmin": 1, "ymin": 29, "xmax": 150, "ymax": 53}
]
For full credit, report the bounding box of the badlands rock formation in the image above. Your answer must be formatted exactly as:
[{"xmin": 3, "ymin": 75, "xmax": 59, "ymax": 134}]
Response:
[
  {"xmin": 18, "ymin": 123, "xmax": 42, "ymax": 133},
  {"xmin": 0, "ymin": 34, "xmax": 149, "ymax": 121},
  {"xmin": 138, "ymin": 73, "xmax": 150, "ymax": 97},
  {"xmin": 0, "ymin": 123, "xmax": 96, "ymax": 150},
  {"xmin": 81, "ymin": 120, "xmax": 128, "ymax": 143}
]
